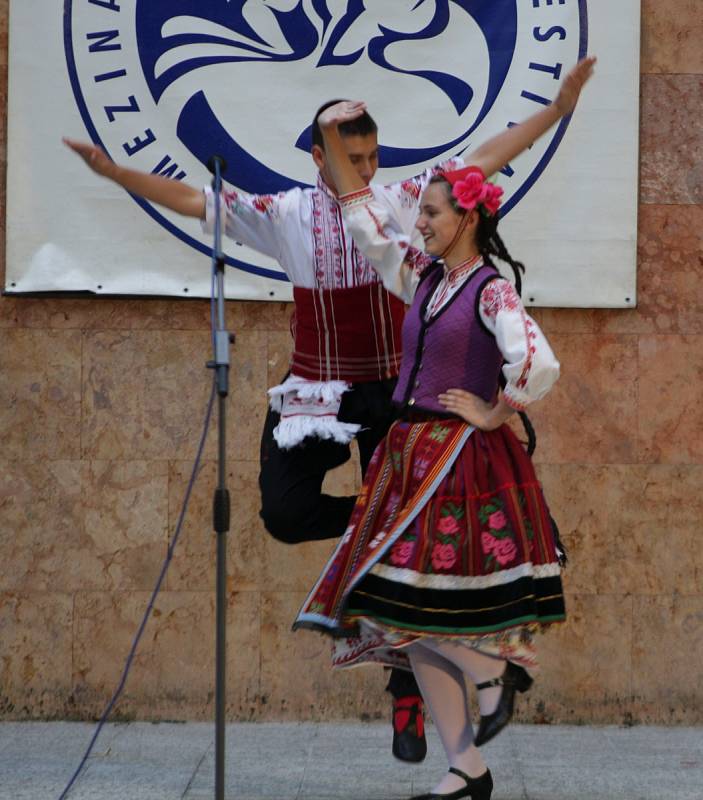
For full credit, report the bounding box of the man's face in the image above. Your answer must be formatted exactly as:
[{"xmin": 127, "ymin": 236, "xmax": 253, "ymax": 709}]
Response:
[
  {"xmin": 314, "ymin": 133, "xmax": 379, "ymax": 192},
  {"xmin": 341, "ymin": 133, "xmax": 379, "ymax": 185}
]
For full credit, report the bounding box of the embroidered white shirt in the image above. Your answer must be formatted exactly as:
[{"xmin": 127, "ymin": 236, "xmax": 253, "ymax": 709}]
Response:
[{"xmin": 201, "ymin": 161, "xmax": 461, "ymax": 289}]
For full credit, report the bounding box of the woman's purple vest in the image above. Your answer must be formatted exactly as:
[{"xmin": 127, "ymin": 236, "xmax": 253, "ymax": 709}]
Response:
[{"xmin": 393, "ymin": 263, "xmax": 503, "ymax": 415}]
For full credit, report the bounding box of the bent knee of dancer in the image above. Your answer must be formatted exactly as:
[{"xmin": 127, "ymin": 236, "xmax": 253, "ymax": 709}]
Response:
[
  {"xmin": 259, "ymin": 492, "xmax": 354, "ymax": 544},
  {"xmin": 259, "ymin": 504, "xmax": 306, "ymax": 544},
  {"xmin": 258, "ymin": 497, "xmax": 321, "ymax": 544}
]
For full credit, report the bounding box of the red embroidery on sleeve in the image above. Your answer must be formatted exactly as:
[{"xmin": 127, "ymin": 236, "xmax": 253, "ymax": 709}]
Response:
[
  {"xmin": 364, "ymin": 205, "xmax": 390, "ymax": 240},
  {"xmin": 503, "ymin": 389, "xmax": 527, "ymax": 412},
  {"xmin": 253, "ymin": 195, "xmax": 276, "ymax": 214},
  {"xmin": 480, "ymin": 279, "xmax": 521, "ymax": 320},
  {"xmin": 516, "ymin": 318, "xmax": 538, "ymax": 389},
  {"xmin": 480, "ymin": 279, "xmax": 535, "ymax": 389},
  {"xmin": 400, "ymin": 179, "xmax": 422, "ymax": 200},
  {"xmin": 404, "ymin": 246, "xmax": 432, "ymax": 275}
]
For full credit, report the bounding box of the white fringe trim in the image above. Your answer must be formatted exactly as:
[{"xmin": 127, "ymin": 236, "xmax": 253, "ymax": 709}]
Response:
[
  {"xmin": 273, "ymin": 416, "xmax": 361, "ymax": 450},
  {"xmin": 267, "ymin": 375, "xmax": 351, "ymax": 412},
  {"xmin": 268, "ymin": 375, "xmax": 359, "ymax": 449}
]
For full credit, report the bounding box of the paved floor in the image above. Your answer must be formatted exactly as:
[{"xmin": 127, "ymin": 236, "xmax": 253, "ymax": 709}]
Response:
[{"xmin": 0, "ymin": 720, "xmax": 701, "ymax": 800}]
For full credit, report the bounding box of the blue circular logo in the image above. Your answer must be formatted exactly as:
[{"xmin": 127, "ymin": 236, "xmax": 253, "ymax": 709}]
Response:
[{"xmin": 65, "ymin": 0, "xmax": 587, "ymax": 282}]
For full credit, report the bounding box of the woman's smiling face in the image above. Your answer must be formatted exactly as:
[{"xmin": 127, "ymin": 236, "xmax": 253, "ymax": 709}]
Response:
[{"xmin": 415, "ymin": 182, "xmax": 465, "ymax": 257}]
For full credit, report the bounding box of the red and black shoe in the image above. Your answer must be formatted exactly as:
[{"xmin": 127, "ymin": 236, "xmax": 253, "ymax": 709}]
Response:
[{"xmin": 392, "ymin": 694, "xmax": 427, "ymax": 763}]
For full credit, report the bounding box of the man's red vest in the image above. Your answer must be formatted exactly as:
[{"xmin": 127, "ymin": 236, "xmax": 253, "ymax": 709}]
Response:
[{"xmin": 291, "ymin": 283, "xmax": 406, "ymax": 382}]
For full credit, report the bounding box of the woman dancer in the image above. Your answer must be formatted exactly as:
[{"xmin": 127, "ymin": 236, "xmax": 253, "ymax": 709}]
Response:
[{"xmin": 295, "ymin": 58, "xmax": 595, "ymax": 800}]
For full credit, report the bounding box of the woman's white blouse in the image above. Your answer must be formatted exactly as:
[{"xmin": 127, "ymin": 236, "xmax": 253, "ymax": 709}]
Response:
[{"xmin": 340, "ymin": 189, "xmax": 560, "ymax": 411}]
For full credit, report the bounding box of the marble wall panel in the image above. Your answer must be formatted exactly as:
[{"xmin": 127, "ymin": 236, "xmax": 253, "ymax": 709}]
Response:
[
  {"xmin": 537, "ymin": 464, "xmax": 702, "ymax": 596},
  {"xmin": 81, "ymin": 330, "xmax": 267, "ymax": 462},
  {"xmin": 597, "ymin": 205, "xmax": 703, "ymax": 336},
  {"xmin": 530, "ymin": 307, "xmax": 598, "ymax": 336},
  {"xmin": 526, "ymin": 334, "xmax": 639, "ymax": 465},
  {"xmin": 0, "ymin": 592, "xmax": 73, "ymax": 718},
  {"xmin": 640, "ymin": 75, "xmax": 703, "ymax": 205},
  {"xmin": 260, "ymin": 536, "xmax": 339, "ymax": 595},
  {"xmin": 0, "ymin": 295, "xmax": 17, "ymax": 328},
  {"xmin": 518, "ymin": 594, "xmax": 634, "ymax": 725},
  {"xmin": 81, "ymin": 330, "xmax": 213, "ymax": 461},
  {"xmin": 637, "ymin": 335, "xmax": 703, "ymax": 463},
  {"xmin": 641, "ymin": 0, "xmax": 703, "ymax": 75},
  {"xmin": 0, "ymin": 459, "xmax": 168, "ymax": 594},
  {"xmin": 83, "ymin": 460, "xmax": 169, "ymax": 591},
  {"xmin": 226, "ymin": 300, "xmax": 292, "ymax": 333},
  {"xmin": 7, "ymin": 297, "xmax": 292, "ymax": 334},
  {"xmin": 228, "ymin": 330, "xmax": 270, "ymax": 461},
  {"xmin": 166, "ymin": 459, "xmax": 266, "ymax": 593},
  {"xmin": 0, "ymin": 329, "xmax": 82, "ymax": 460},
  {"xmin": 266, "ymin": 329, "xmax": 293, "ymax": 388},
  {"xmin": 0, "ymin": 460, "xmax": 90, "ymax": 592},
  {"xmin": 72, "ymin": 590, "xmax": 261, "ymax": 720},
  {"xmin": 631, "ymin": 594, "xmax": 703, "ymax": 723},
  {"xmin": 259, "ymin": 591, "xmax": 387, "ymax": 720},
  {"xmin": 13, "ymin": 298, "xmax": 212, "ymax": 332}
]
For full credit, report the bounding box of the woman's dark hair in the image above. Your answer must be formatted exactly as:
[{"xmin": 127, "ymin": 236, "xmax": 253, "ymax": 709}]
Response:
[
  {"xmin": 311, "ymin": 99, "xmax": 378, "ymax": 149},
  {"xmin": 429, "ymin": 174, "xmax": 525, "ymax": 296}
]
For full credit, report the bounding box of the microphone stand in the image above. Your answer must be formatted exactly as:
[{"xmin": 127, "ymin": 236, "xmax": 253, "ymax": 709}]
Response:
[{"xmin": 206, "ymin": 155, "xmax": 232, "ymax": 800}]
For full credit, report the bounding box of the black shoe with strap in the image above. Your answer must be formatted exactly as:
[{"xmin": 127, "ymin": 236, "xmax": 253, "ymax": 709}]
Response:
[
  {"xmin": 410, "ymin": 767, "xmax": 493, "ymax": 800},
  {"xmin": 473, "ymin": 661, "xmax": 534, "ymax": 747},
  {"xmin": 392, "ymin": 694, "xmax": 427, "ymax": 763}
]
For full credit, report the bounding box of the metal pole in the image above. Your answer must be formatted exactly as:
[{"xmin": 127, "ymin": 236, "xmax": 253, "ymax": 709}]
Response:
[{"xmin": 207, "ymin": 155, "xmax": 232, "ymax": 800}]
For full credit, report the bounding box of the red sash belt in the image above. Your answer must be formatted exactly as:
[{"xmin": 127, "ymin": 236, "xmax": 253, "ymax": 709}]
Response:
[{"xmin": 291, "ymin": 283, "xmax": 406, "ymax": 382}]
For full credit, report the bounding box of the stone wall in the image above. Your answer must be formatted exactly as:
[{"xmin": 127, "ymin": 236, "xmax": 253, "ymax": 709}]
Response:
[{"xmin": 1, "ymin": 1, "xmax": 702, "ymax": 723}]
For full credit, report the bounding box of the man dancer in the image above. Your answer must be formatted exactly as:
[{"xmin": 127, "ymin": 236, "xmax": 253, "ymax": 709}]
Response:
[{"xmin": 64, "ymin": 105, "xmax": 445, "ymax": 761}]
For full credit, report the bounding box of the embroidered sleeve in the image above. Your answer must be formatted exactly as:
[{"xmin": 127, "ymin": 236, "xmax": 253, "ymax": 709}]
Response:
[
  {"xmin": 479, "ymin": 279, "xmax": 560, "ymax": 408},
  {"xmin": 340, "ymin": 189, "xmax": 425, "ymax": 303},
  {"xmin": 391, "ymin": 156, "xmax": 465, "ymax": 211},
  {"xmin": 361, "ymin": 157, "xmax": 466, "ymax": 259},
  {"xmin": 201, "ymin": 185, "xmax": 288, "ymax": 259}
]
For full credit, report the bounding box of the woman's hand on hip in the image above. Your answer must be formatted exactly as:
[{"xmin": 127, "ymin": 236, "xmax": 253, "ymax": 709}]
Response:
[{"xmin": 438, "ymin": 390, "xmax": 514, "ymax": 430}]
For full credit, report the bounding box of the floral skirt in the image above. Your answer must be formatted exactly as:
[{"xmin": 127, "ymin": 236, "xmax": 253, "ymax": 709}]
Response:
[{"xmin": 294, "ymin": 418, "xmax": 565, "ymax": 670}]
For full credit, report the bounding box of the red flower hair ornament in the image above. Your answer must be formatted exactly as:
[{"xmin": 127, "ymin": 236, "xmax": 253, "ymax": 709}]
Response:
[{"xmin": 441, "ymin": 165, "xmax": 504, "ymax": 217}]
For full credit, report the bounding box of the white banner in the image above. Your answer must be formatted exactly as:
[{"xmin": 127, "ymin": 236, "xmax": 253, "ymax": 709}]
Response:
[{"xmin": 6, "ymin": 1, "xmax": 639, "ymax": 306}]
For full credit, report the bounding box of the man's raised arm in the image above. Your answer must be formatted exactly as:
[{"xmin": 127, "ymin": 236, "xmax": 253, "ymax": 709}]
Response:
[{"xmin": 63, "ymin": 137, "xmax": 206, "ymax": 219}]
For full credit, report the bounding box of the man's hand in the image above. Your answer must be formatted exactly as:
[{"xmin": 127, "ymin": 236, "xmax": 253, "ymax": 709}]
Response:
[
  {"xmin": 438, "ymin": 389, "xmax": 513, "ymax": 430},
  {"xmin": 63, "ymin": 137, "xmax": 114, "ymax": 178},
  {"xmin": 317, "ymin": 100, "xmax": 367, "ymax": 131},
  {"xmin": 554, "ymin": 56, "xmax": 597, "ymax": 116},
  {"xmin": 62, "ymin": 136, "xmax": 205, "ymax": 218}
]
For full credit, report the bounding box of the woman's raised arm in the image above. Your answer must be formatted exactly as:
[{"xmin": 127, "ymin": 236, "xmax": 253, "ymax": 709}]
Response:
[{"xmin": 465, "ymin": 56, "xmax": 596, "ymax": 178}]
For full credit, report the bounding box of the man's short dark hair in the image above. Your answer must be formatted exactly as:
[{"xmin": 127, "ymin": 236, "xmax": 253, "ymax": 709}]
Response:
[{"xmin": 311, "ymin": 99, "xmax": 378, "ymax": 149}]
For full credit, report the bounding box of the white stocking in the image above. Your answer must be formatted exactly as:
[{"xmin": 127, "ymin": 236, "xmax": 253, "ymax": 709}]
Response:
[
  {"xmin": 421, "ymin": 638, "xmax": 506, "ymax": 716},
  {"xmin": 407, "ymin": 642, "xmax": 487, "ymax": 795}
]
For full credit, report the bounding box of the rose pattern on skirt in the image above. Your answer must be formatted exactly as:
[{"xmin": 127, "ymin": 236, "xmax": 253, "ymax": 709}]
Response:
[
  {"xmin": 390, "ymin": 540, "xmax": 415, "ymax": 566},
  {"xmin": 437, "ymin": 515, "xmax": 460, "ymax": 535},
  {"xmin": 431, "ymin": 542, "xmax": 458, "ymax": 571},
  {"xmin": 488, "ymin": 510, "xmax": 507, "ymax": 530},
  {"xmin": 479, "ymin": 498, "xmax": 518, "ymax": 570}
]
